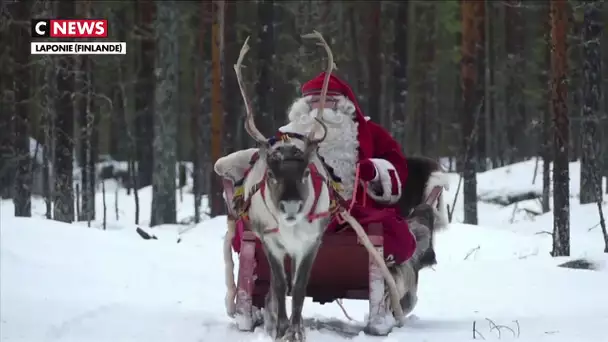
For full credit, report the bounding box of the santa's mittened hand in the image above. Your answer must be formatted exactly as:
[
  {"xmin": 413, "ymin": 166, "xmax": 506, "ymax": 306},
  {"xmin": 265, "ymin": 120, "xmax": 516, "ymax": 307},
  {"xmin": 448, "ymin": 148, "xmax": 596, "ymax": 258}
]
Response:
[{"xmin": 358, "ymin": 159, "xmax": 378, "ymax": 182}]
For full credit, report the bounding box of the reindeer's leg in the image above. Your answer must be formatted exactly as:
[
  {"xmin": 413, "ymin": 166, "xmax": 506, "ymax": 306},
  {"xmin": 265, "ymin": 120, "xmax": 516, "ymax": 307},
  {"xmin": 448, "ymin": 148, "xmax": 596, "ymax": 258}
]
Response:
[
  {"xmin": 262, "ymin": 245, "xmax": 289, "ymax": 340},
  {"xmin": 282, "ymin": 241, "xmax": 321, "ymax": 342},
  {"xmin": 400, "ymin": 268, "xmax": 419, "ymax": 317},
  {"xmin": 393, "ymin": 204, "xmax": 433, "ymax": 319}
]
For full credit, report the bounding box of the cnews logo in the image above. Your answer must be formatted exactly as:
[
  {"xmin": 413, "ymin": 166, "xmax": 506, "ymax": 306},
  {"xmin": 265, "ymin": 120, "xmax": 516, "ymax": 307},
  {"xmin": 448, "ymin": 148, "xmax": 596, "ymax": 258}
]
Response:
[{"xmin": 31, "ymin": 19, "xmax": 108, "ymax": 38}]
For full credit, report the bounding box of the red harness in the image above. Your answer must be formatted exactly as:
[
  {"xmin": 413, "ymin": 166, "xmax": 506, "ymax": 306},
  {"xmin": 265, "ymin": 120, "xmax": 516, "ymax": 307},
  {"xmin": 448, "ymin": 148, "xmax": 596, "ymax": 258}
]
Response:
[{"xmin": 241, "ymin": 162, "xmax": 336, "ymax": 234}]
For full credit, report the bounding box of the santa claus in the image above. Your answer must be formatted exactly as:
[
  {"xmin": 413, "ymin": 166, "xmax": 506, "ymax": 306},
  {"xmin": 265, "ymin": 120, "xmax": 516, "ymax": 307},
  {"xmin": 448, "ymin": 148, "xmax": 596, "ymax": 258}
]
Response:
[
  {"xmin": 217, "ymin": 72, "xmax": 448, "ymax": 268},
  {"xmin": 277, "ymin": 71, "xmax": 436, "ymax": 266}
]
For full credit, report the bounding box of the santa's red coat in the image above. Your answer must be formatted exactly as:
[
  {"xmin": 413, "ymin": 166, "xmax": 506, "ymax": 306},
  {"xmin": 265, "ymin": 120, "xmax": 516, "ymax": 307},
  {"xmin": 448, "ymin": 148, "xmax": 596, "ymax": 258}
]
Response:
[{"xmin": 329, "ymin": 119, "xmax": 416, "ymax": 265}]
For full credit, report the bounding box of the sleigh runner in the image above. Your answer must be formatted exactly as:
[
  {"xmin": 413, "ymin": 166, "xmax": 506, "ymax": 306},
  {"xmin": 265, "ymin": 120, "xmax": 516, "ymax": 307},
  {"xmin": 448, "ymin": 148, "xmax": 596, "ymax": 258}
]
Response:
[{"xmin": 216, "ymin": 31, "xmax": 450, "ymax": 340}]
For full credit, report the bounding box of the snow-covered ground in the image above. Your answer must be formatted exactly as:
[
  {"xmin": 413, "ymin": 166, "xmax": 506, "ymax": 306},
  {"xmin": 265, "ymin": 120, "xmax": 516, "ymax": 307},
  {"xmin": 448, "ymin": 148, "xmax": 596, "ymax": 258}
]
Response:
[{"xmin": 1, "ymin": 160, "xmax": 607, "ymax": 342}]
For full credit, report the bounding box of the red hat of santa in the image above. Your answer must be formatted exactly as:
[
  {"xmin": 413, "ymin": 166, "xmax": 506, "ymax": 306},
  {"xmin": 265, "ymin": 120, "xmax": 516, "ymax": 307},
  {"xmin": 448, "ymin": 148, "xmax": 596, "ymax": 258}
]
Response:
[{"xmin": 301, "ymin": 72, "xmax": 367, "ymax": 125}]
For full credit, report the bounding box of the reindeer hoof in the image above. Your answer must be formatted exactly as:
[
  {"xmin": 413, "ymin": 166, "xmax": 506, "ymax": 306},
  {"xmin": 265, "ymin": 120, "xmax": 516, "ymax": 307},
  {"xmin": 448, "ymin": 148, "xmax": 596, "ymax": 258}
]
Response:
[
  {"xmin": 364, "ymin": 316, "xmax": 394, "ymax": 336},
  {"xmin": 273, "ymin": 319, "xmax": 290, "ymax": 340},
  {"xmin": 263, "ymin": 307, "xmax": 275, "ymax": 334},
  {"xmin": 278, "ymin": 325, "xmax": 305, "ymax": 342},
  {"xmin": 264, "ymin": 312, "xmax": 288, "ymax": 340}
]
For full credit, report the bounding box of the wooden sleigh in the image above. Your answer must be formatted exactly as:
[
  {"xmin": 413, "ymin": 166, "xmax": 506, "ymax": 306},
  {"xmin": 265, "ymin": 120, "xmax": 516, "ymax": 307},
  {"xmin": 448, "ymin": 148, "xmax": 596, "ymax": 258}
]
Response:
[{"xmin": 222, "ymin": 156, "xmax": 447, "ymax": 335}]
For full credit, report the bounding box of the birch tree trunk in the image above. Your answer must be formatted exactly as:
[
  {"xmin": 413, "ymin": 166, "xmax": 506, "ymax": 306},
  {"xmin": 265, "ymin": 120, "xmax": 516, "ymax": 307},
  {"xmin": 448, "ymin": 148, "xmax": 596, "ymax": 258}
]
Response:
[
  {"xmin": 150, "ymin": 0, "xmax": 179, "ymax": 226},
  {"xmin": 550, "ymin": 0, "xmax": 570, "ymax": 257}
]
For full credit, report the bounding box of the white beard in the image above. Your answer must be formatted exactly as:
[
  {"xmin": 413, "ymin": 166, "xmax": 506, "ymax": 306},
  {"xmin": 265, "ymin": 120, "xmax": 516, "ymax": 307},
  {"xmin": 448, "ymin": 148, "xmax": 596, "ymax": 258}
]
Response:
[
  {"xmin": 318, "ymin": 120, "xmax": 359, "ymax": 199},
  {"xmin": 282, "ymin": 95, "xmax": 360, "ymax": 199}
]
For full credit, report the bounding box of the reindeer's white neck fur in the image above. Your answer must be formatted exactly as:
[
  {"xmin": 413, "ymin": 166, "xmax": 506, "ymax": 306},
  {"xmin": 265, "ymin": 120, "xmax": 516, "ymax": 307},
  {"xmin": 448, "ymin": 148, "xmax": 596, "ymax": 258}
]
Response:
[
  {"xmin": 281, "ymin": 95, "xmax": 359, "ymax": 199},
  {"xmin": 243, "ymin": 151, "xmax": 331, "ymax": 259}
]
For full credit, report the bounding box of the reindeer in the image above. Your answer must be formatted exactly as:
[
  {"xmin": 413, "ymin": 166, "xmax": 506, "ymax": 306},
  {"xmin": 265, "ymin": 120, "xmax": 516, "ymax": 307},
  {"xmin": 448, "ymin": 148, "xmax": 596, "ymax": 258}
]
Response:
[{"xmin": 230, "ymin": 33, "xmax": 336, "ymax": 341}]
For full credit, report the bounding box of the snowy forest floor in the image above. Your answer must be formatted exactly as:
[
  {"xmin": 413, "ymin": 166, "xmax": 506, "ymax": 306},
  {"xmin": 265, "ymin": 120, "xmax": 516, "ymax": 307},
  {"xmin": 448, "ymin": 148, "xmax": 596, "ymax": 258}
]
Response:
[{"xmin": 2, "ymin": 160, "xmax": 608, "ymax": 342}]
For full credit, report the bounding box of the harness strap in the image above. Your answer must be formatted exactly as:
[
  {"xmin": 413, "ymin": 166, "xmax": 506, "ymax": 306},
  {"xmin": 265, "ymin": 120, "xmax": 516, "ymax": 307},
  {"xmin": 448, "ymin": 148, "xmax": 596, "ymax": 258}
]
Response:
[
  {"xmin": 239, "ymin": 162, "xmax": 334, "ymax": 234},
  {"xmin": 424, "ymin": 186, "xmax": 443, "ymax": 206},
  {"xmin": 306, "ymin": 163, "xmax": 333, "ymax": 223}
]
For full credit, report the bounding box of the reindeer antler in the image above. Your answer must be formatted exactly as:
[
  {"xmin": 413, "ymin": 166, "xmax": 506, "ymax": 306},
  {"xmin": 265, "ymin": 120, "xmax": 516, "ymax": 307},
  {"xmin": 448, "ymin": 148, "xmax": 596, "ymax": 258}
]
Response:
[
  {"xmin": 234, "ymin": 36, "xmax": 267, "ymax": 145},
  {"xmin": 301, "ymin": 30, "xmax": 336, "ymax": 144}
]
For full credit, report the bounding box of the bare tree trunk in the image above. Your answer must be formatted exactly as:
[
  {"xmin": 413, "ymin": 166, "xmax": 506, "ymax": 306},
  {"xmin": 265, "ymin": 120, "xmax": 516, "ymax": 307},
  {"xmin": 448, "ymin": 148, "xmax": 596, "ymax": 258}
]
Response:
[
  {"xmin": 40, "ymin": 0, "xmax": 55, "ymax": 219},
  {"xmin": 0, "ymin": 15, "xmax": 12, "ymax": 199},
  {"xmin": 222, "ymin": 1, "xmax": 238, "ymax": 156},
  {"xmin": 568, "ymin": 17, "xmax": 583, "ymax": 163},
  {"xmin": 200, "ymin": 1, "xmax": 213, "ymax": 209},
  {"xmin": 135, "ymin": 0, "xmax": 155, "ymax": 189},
  {"xmin": 460, "ymin": 0, "xmax": 483, "ymax": 225},
  {"xmin": 348, "ymin": 5, "xmax": 365, "ymax": 98},
  {"xmin": 191, "ymin": 1, "xmax": 208, "ymax": 224},
  {"xmin": 54, "ymin": 0, "xmax": 76, "ymax": 223},
  {"xmin": 492, "ymin": 2, "xmax": 507, "ymax": 168},
  {"xmin": 483, "ymin": 0, "xmax": 493, "ymax": 169},
  {"xmin": 367, "ymin": 2, "xmax": 382, "ymax": 123},
  {"xmin": 256, "ymin": 0, "xmax": 276, "ymax": 138},
  {"xmin": 210, "ymin": 0, "xmax": 225, "ymax": 217},
  {"xmin": 580, "ymin": 0, "xmax": 603, "ymax": 205},
  {"xmin": 473, "ymin": 1, "xmax": 486, "ymax": 171},
  {"xmin": 110, "ymin": 8, "xmax": 128, "ymax": 161},
  {"xmin": 114, "ymin": 5, "xmax": 139, "ymax": 223},
  {"xmin": 42, "ymin": 58, "xmax": 54, "ymax": 220},
  {"xmin": 550, "ymin": 0, "xmax": 570, "ymax": 257},
  {"xmin": 505, "ymin": 3, "xmax": 528, "ymax": 163},
  {"xmin": 541, "ymin": 0, "xmax": 552, "ymax": 214},
  {"xmin": 150, "ymin": 0, "xmax": 178, "ymax": 227},
  {"xmin": 392, "ymin": 1, "xmax": 408, "ymax": 145},
  {"xmin": 11, "ymin": 0, "xmax": 32, "ymax": 217},
  {"xmin": 78, "ymin": 1, "xmax": 96, "ymax": 222},
  {"xmin": 602, "ymin": 5, "xmax": 608, "ymax": 195},
  {"xmin": 414, "ymin": 2, "xmax": 437, "ymax": 157}
]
